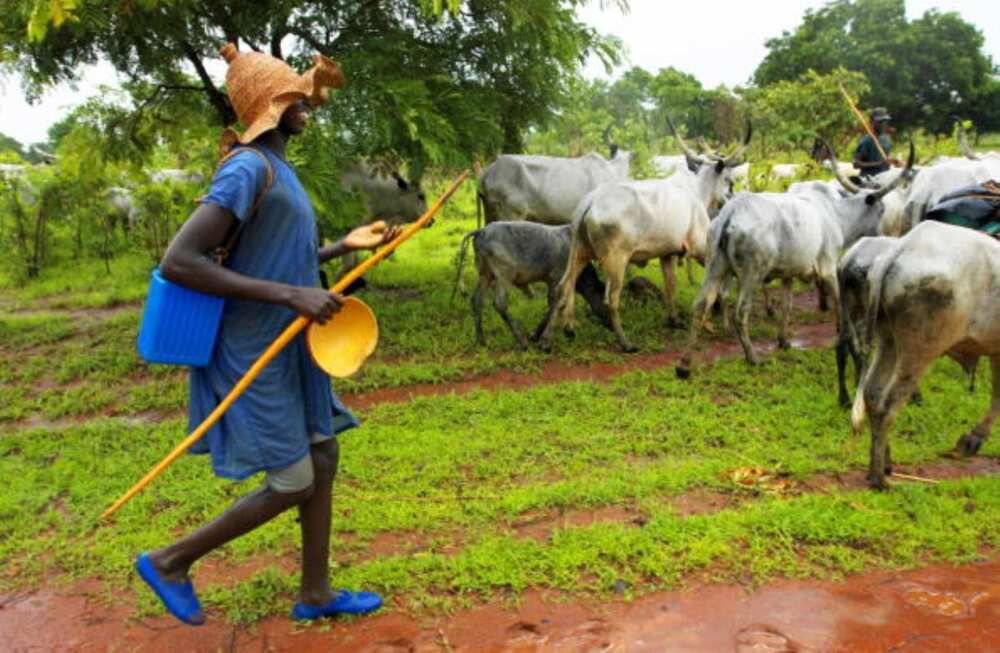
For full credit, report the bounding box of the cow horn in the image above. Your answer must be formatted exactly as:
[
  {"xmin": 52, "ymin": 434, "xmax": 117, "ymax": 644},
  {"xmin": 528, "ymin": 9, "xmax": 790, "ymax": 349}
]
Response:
[
  {"xmin": 723, "ymin": 118, "xmax": 752, "ymax": 168},
  {"xmin": 696, "ymin": 136, "xmax": 721, "ymax": 159},
  {"xmin": 823, "ymin": 140, "xmax": 861, "ymax": 194},
  {"xmin": 666, "ymin": 115, "xmax": 704, "ymax": 166},
  {"xmin": 869, "ymin": 141, "xmax": 915, "ymax": 201},
  {"xmin": 957, "ymin": 125, "xmax": 979, "ymax": 160}
]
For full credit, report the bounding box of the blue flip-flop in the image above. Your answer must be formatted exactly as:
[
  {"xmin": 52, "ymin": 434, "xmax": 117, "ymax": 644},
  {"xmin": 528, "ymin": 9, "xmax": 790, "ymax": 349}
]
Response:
[
  {"xmin": 291, "ymin": 590, "xmax": 383, "ymax": 620},
  {"xmin": 134, "ymin": 552, "xmax": 205, "ymax": 626}
]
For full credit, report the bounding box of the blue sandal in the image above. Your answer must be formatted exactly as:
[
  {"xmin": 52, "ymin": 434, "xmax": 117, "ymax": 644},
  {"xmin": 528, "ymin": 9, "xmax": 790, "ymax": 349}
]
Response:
[
  {"xmin": 291, "ymin": 590, "xmax": 383, "ymax": 620},
  {"xmin": 135, "ymin": 552, "xmax": 205, "ymax": 626}
]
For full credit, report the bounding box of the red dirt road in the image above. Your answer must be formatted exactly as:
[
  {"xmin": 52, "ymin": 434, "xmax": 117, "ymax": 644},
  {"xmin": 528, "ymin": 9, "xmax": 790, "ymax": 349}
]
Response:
[{"xmin": 4, "ymin": 557, "xmax": 1000, "ymax": 652}]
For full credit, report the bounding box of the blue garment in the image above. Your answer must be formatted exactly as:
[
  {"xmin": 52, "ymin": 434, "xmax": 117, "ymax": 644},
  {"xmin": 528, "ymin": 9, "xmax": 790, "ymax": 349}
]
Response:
[
  {"xmin": 189, "ymin": 145, "xmax": 358, "ymax": 480},
  {"xmin": 854, "ymin": 134, "xmax": 893, "ymax": 177}
]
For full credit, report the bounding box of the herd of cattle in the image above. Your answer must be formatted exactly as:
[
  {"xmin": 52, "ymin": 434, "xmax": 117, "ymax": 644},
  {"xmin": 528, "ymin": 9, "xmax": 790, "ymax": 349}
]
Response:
[
  {"xmin": 4, "ymin": 123, "xmax": 1000, "ymax": 490},
  {"xmin": 465, "ymin": 120, "xmax": 1000, "ymax": 490}
]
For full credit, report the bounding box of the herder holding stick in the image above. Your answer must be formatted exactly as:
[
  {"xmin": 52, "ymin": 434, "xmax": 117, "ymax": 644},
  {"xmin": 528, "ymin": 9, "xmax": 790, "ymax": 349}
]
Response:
[{"xmin": 134, "ymin": 42, "xmax": 399, "ymax": 625}]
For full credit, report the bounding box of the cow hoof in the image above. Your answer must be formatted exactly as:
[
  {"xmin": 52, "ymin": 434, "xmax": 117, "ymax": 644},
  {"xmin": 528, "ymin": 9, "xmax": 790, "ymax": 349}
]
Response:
[
  {"xmin": 675, "ymin": 366, "xmax": 691, "ymax": 380},
  {"xmin": 777, "ymin": 337, "xmax": 791, "ymax": 350},
  {"xmin": 747, "ymin": 357, "xmax": 764, "ymax": 367},
  {"xmin": 621, "ymin": 344, "xmax": 639, "ymax": 354},
  {"xmin": 666, "ymin": 317, "xmax": 684, "ymax": 330},
  {"xmin": 955, "ymin": 432, "xmax": 985, "ymax": 457},
  {"xmin": 839, "ymin": 394, "xmax": 851, "ymax": 409}
]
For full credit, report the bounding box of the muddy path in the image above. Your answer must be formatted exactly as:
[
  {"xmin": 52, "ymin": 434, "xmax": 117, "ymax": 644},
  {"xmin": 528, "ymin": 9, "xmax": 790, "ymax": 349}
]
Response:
[
  {"xmin": 5, "ymin": 555, "xmax": 1000, "ymax": 652},
  {"xmin": 344, "ymin": 322, "xmax": 837, "ymax": 411}
]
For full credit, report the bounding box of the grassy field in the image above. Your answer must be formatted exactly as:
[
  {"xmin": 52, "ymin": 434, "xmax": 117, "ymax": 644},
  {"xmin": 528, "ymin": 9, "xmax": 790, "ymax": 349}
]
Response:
[{"xmin": 2, "ymin": 175, "xmax": 1000, "ymax": 625}]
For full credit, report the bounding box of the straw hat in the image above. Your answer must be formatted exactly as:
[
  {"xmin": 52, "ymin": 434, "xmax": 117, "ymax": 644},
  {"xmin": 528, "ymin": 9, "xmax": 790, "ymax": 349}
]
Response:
[{"xmin": 218, "ymin": 42, "xmax": 346, "ymax": 153}]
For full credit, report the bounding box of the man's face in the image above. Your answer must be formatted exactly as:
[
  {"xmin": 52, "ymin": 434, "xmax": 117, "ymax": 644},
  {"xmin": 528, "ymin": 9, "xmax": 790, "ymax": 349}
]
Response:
[
  {"xmin": 874, "ymin": 119, "xmax": 889, "ymax": 134},
  {"xmin": 279, "ymin": 100, "xmax": 310, "ymax": 135}
]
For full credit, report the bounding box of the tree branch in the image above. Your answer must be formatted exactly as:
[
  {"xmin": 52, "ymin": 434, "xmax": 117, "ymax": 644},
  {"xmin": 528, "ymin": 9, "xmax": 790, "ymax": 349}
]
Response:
[{"xmin": 179, "ymin": 40, "xmax": 235, "ymax": 125}]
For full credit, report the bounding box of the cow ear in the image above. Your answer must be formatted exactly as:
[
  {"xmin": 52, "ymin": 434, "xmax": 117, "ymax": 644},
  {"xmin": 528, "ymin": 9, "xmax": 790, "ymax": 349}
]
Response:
[
  {"xmin": 394, "ymin": 174, "xmax": 409, "ymax": 190},
  {"xmin": 865, "ymin": 194, "xmax": 877, "ymax": 206},
  {"xmin": 715, "ymin": 160, "xmax": 725, "ymax": 174}
]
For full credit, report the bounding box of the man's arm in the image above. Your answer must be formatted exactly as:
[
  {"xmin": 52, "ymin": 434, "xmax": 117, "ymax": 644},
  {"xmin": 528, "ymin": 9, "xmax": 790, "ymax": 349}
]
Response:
[{"xmin": 161, "ymin": 203, "xmax": 345, "ymax": 324}]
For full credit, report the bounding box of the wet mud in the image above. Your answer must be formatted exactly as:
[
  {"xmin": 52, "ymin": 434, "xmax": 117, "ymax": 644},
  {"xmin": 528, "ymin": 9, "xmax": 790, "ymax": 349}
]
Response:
[{"xmin": 6, "ymin": 556, "xmax": 1000, "ymax": 652}]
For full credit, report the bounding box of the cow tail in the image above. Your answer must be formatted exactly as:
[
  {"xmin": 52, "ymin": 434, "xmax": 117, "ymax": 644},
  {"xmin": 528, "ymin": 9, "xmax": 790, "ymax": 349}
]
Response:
[
  {"xmin": 452, "ymin": 230, "xmax": 480, "ymax": 302},
  {"xmin": 476, "ymin": 191, "xmax": 484, "ymax": 229},
  {"xmin": 851, "ymin": 244, "xmax": 900, "ymax": 433},
  {"xmin": 555, "ymin": 202, "xmax": 594, "ymax": 325}
]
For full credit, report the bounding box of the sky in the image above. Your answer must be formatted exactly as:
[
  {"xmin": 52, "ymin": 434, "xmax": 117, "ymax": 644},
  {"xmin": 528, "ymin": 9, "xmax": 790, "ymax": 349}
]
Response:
[{"xmin": 1, "ymin": 0, "xmax": 998, "ymax": 146}]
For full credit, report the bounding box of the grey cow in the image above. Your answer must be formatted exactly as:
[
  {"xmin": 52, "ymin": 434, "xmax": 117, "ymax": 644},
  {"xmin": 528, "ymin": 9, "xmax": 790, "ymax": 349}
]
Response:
[
  {"xmin": 677, "ymin": 143, "xmax": 913, "ymax": 376},
  {"xmin": 852, "ymin": 221, "xmax": 1000, "ymax": 489},
  {"xmin": 455, "ymin": 221, "xmax": 611, "ymax": 349}
]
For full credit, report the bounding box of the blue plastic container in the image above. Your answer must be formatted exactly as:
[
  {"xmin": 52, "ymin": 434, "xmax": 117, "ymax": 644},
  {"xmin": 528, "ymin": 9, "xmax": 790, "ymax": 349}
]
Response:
[{"xmin": 137, "ymin": 268, "xmax": 225, "ymax": 367}]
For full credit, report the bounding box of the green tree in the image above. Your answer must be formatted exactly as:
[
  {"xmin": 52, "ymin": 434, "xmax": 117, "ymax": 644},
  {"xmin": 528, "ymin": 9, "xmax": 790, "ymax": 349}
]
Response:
[
  {"xmin": 754, "ymin": 0, "xmax": 994, "ymax": 133},
  {"xmin": 0, "ymin": 133, "xmax": 26, "ymax": 159},
  {"xmin": 742, "ymin": 68, "xmax": 870, "ymax": 157},
  {"xmin": 5, "ymin": 0, "xmax": 625, "ymax": 175}
]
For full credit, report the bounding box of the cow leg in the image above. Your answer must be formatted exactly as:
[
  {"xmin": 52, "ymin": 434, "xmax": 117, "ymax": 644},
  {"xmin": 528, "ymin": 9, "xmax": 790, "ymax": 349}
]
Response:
[
  {"xmin": 861, "ymin": 335, "xmax": 930, "ymax": 489},
  {"xmin": 548, "ymin": 243, "xmax": 592, "ymax": 344},
  {"xmin": 492, "ymin": 283, "xmax": 528, "ymax": 350},
  {"xmin": 677, "ymin": 256, "xmax": 729, "ymax": 378},
  {"xmin": 777, "ymin": 278, "xmax": 794, "ymax": 350},
  {"xmin": 955, "ymin": 356, "xmax": 1000, "ymax": 456},
  {"xmin": 604, "ymin": 255, "xmax": 637, "ymax": 353},
  {"xmin": 660, "ymin": 256, "xmax": 682, "ymax": 328},
  {"xmin": 762, "ymin": 284, "xmax": 775, "ymax": 318},
  {"xmin": 816, "ymin": 279, "xmax": 830, "ymax": 311},
  {"xmin": 531, "ymin": 283, "xmax": 560, "ymax": 348},
  {"xmin": 836, "ymin": 329, "xmax": 852, "ymax": 408},
  {"xmin": 734, "ymin": 271, "xmax": 765, "ymax": 366},
  {"xmin": 471, "ymin": 270, "xmax": 492, "ymax": 346},
  {"xmin": 577, "ymin": 263, "xmax": 612, "ymax": 329}
]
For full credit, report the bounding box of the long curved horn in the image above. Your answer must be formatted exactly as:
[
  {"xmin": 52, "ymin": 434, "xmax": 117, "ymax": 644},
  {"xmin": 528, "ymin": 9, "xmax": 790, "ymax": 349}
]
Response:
[
  {"xmin": 869, "ymin": 141, "xmax": 915, "ymax": 201},
  {"xmin": 666, "ymin": 115, "xmax": 704, "ymax": 166},
  {"xmin": 957, "ymin": 125, "xmax": 979, "ymax": 160},
  {"xmin": 723, "ymin": 118, "xmax": 753, "ymax": 167},
  {"xmin": 696, "ymin": 136, "xmax": 719, "ymax": 158},
  {"xmin": 823, "ymin": 139, "xmax": 861, "ymax": 194}
]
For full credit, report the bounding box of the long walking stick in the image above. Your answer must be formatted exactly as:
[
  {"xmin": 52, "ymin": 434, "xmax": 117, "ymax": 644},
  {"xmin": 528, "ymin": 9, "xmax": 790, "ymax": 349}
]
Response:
[
  {"xmin": 101, "ymin": 169, "xmax": 470, "ymax": 520},
  {"xmin": 839, "ymin": 84, "xmax": 889, "ymax": 161}
]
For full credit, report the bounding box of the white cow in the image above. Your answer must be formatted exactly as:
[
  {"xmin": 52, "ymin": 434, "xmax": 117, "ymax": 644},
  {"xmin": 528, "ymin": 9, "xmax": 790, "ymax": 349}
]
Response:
[
  {"xmin": 340, "ymin": 163, "xmax": 427, "ymax": 225},
  {"xmin": 676, "ymin": 143, "xmax": 914, "ymax": 376},
  {"xmin": 149, "ymin": 168, "xmax": 205, "ymax": 185},
  {"xmin": 543, "ymin": 118, "xmax": 751, "ymax": 352},
  {"xmin": 851, "ymin": 221, "xmax": 1000, "ymax": 489},
  {"xmin": 651, "ymin": 154, "xmax": 690, "ymax": 177},
  {"xmin": 477, "ymin": 133, "xmax": 632, "ymax": 227}
]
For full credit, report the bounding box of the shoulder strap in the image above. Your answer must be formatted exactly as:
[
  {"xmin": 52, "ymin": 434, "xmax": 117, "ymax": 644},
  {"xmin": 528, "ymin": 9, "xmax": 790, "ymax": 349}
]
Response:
[{"xmin": 211, "ymin": 146, "xmax": 275, "ymax": 263}]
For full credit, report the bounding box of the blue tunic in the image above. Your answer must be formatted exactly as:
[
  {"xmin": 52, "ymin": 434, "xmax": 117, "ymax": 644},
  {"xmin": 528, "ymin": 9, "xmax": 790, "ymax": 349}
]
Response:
[{"xmin": 188, "ymin": 145, "xmax": 358, "ymax": 480}]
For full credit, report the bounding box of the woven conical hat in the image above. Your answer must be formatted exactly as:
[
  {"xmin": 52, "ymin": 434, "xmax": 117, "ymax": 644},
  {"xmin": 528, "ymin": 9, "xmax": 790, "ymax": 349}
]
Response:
[{"xmin": 219, "ymin": 43, "xmax": 345, "ymax": 152}]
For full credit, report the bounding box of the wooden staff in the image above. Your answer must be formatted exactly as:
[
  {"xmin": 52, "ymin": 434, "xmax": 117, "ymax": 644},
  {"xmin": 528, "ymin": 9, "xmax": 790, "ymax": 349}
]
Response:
[
  {"xmin": 101, "ymin": 169, "xmax": 470, "ymax": 520},
  {"xmin": 839, "ymin": 84, "xmax": 889, "ymax": 161}
]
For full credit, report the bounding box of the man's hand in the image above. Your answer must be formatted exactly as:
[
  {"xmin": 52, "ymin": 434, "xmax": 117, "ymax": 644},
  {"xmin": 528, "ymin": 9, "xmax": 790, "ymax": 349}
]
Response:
[
  {"xmin": 888, "ymin": 157, "xmax": 903, "ymax": 167},
  {"xmin": 343, "ymin": 220, "xmax": 403, "ymax": 252},
  {"xmin": 287, "ymin": 287, "xmax": 345, "ymax": 324}
]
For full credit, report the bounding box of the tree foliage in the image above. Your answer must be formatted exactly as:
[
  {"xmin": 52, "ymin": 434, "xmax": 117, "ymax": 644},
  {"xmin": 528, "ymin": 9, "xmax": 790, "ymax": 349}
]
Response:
[
  {"xmin": 741, "ymin": 68, "xmax": 870, "ymax": 156},
  {"xmin": 753, "ymin": 0, "xmax": 999, "ymax": 134},
  {"xmin": 5, "ymin": 0, "xmax": 626, "ymax": 175}
]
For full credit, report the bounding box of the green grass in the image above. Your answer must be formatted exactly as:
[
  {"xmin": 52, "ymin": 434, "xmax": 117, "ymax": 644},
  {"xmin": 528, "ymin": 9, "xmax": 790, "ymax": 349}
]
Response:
[
  {"xmin": 4, "ymin": 171, "xmax": 1000, "ymax": 623},
  {"xmin": 2, "ymin": 347, "xmax": 998, "ymax": 619}
]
